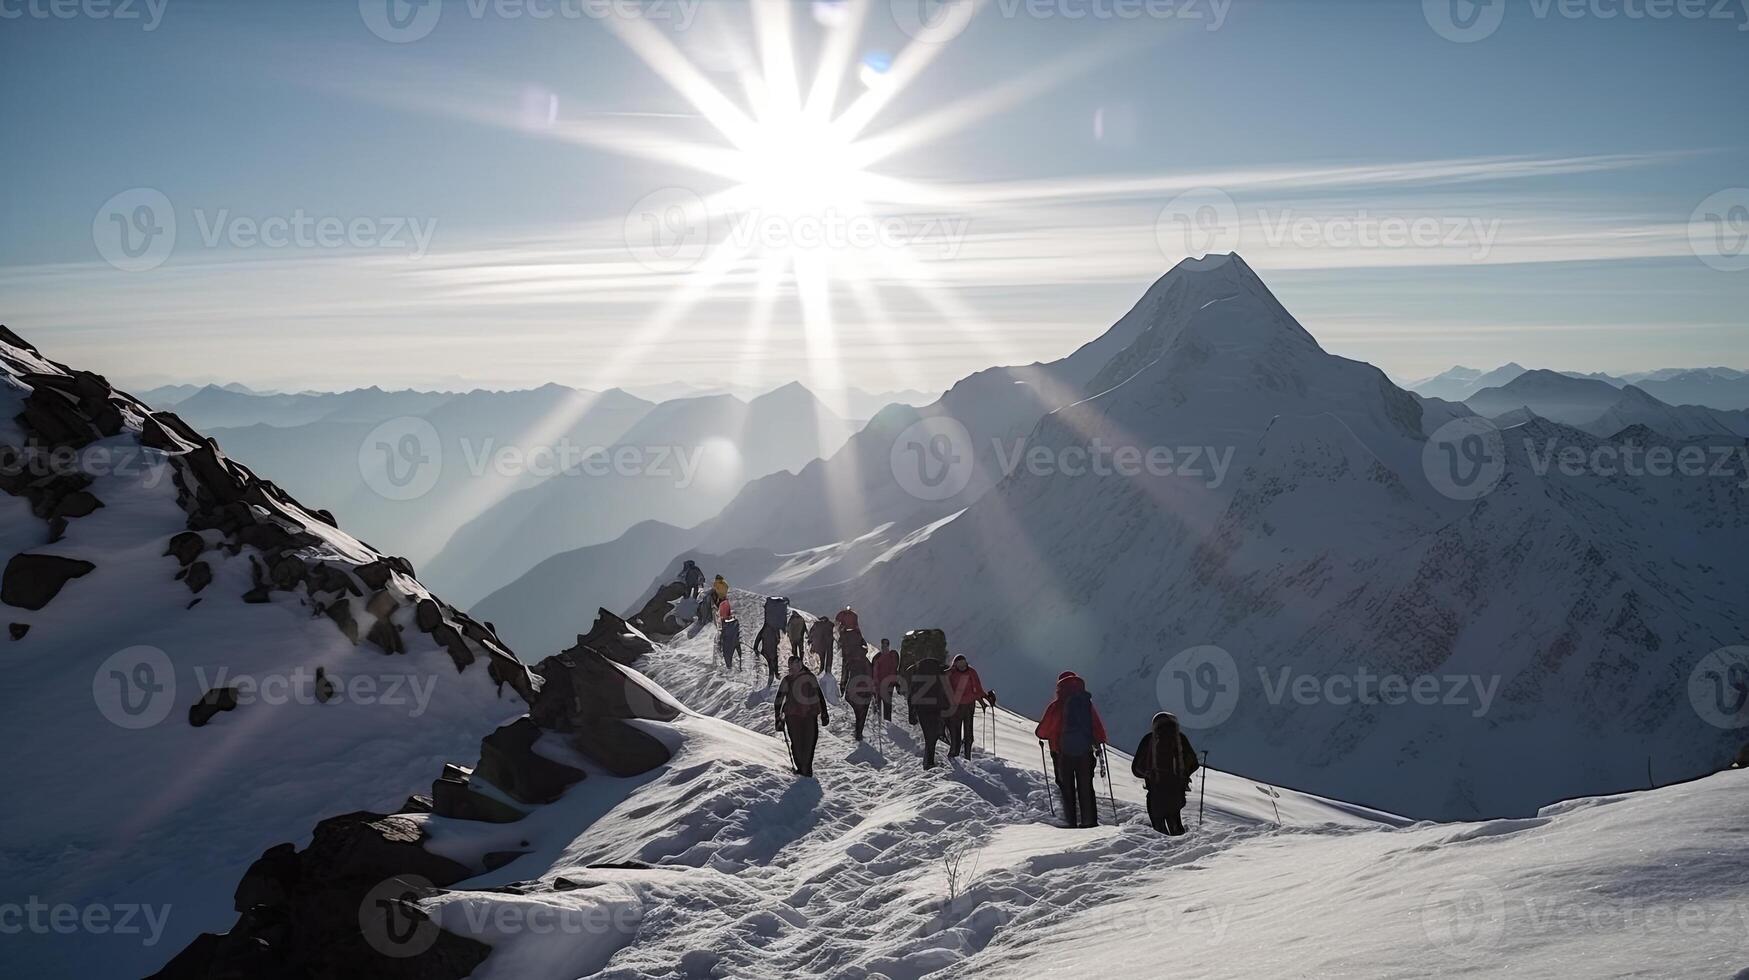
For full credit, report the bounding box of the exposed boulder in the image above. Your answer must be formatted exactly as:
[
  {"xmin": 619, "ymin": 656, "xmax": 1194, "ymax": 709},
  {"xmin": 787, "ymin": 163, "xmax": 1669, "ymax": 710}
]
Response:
[
  {"xmin": 165, "ymin": 530, "xmax": 206, "ymax": 566},
  {"xmin": 577, "ymin": 607, "xmax": 656, "ymax": 665},
  {"xmin": 570, "ymin": 719, "xmax": 673, "ymax": 777},
  {"xmin": 1, "ymin": 552, "xmax": 96, "ymax": 610},
  {"xmin": 430, "ymin": 764, "xmax": 526, "ymax": 824},
  {"xmin": 189, "ymin": 687, "xmax": 240, "ymax": 727},
  {"xmin": 527, "ymin": 645, "xmax": 678, "ymax": 776},
  {"xmin": 8, "ymin": 623, "xmax": 27, "ymax": 640},
  {"xmin": 628, "ymin": 580, "xmax": 690, "ymax": 637},
  {"xmin": 184, "ymin": 560, "xmax": 213, "ymax": 594},
  {"xmin": 474, "ymin": 718, "xmax": 586, "ymax": 805}
]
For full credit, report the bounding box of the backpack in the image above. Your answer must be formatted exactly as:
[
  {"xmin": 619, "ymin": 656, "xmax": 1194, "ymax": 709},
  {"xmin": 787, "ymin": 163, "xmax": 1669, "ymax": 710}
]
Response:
[
  {"xmin": 783, "ymin": 672, "xmax": 821, "ymax": 721},
  {"xmin": 1059, "ymin": 691, "xmax": 1095, "ymax": 756},
  {"xmin": 720, "ymin": 618, "xmax": 740, "ymax": 657},
  {"xmin": 900, "ymin": 629, "xmax": 946, "ymax": 676},
  {"xmin": 764, "ymin": 596, "xmax": 790, "ymax": 632}
]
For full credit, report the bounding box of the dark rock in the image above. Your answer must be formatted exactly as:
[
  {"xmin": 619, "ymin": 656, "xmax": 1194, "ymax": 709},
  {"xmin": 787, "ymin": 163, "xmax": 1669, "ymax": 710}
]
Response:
[
  {"xmin": 326, "ymin": 600, "xmax": 359, "ymax": 644},
  {"xmin": 627, "ymin": 580, "xmax": 690, "ymax": 637},
  {"xmin": 570, "ymin": 719, "xmax": 674, "ymax": 777},
  {"xmin": 189, "ymin": 687, "xmax": 240, "ymax": 727},
  {"xmin": 577, "ymin": 607, "xmax": 656, "ymax": 665},
  {"xmin": 310, "ymin": 507, "xmax": 337, "ymax": 527},
  {"xmin": 9, "ymin": 623, "xmax": 27, "ymax": 640},
  {"xmin": 17, "ymin": 388, "xmax": 99, "ymax": 448},
  {"xmin": 355, "ymin": 560, "xmax": 393, "ymax": 591},
  {"xmin": 367, "ymin": 617, "xmax": 405, "ymax": 654},
  {"xmin": 268, "ymin": 555, "xmax": 304, "ymax": 590},
  {"xmin": 400, "ymin": 794, "xmax": 434, "ymax": 814},
  {"xmin": 530, "ymin": 645, "xmax": 681, "ymax": 731},
  {"xmin": 365, "ymin": 589, "xmax": 399, "ymax": 620},
  {"xmin": 552, "ymin": 877, "xmax": 594, "ymax": 891},
  {"xmin": 305, "ymin": 562, "xmax": 358, "ymax": 598},
  {"xmin": 0, "ymin": 324, "xmax": 38, "ymax": 352},
  {"xmin": 414, "ymin": 598, "xmax": 443, "ymax": 633},
  {"xmin": 481, "ymin": 851, "xmax": 528, "ymax": 872},
  {"xmin": 241, "ymin": 586, "xmax": 274, "ymax": 604},
  {"xmin": 1, "ymin": 553, "xmax": 96, "ymax": 610},
  {"xmin": 301, "ymin": 811, "xmax": 474, "ymax": 886},
  {"xmin": 166, "ymin": 530, "xmax": 206, "ymax": 566},
  {"xmin": 430, "ymin": 764, "xmax": 526, "ymax": 824},
  {"xmin": 234, "ymin": 842, "xmax": 300, "ymax": 913},
  {"xmin": 49, "ymin": 489, "xmax": 102, "ymax": 519},
  {"xmin": 475, "ymin": 718, "xmax": 585, "ymax": 805},
  {"xmin": 314, "ymin": 666, "xmax": 335, "ymax": 703},
  {"xmin": 185, "ymin": 560, "xmax": 213, "ymax": 594},
  {"xmin": 1736, "ymin": 742, "xmax": 1749, "ymax": 769},
  {"xmin": 45, "ymin": 517, "xmax": 66, "ymax": 543},
  {"xmin": 430, "ymin": 623, "xmax": 476, "ymax": 672},
  {"xmin": 186, "ymin": 598, "xmax": 201, "ymax": 610}
]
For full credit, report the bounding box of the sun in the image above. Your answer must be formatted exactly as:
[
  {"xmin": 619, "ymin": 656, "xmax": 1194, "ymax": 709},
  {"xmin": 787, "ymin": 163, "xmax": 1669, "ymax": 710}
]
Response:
[{"xmin": 735, "ymin": 112, "xmax": 868, "ymax": 220}]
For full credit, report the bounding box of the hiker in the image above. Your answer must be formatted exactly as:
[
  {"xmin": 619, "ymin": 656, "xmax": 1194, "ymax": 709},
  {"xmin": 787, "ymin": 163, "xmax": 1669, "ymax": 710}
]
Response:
[
  {"xmin": 1132, "ymin": 712, "xmax": 1199, "ymax": 836},
  {"xmin": 808, "ymin": 616, "xmax": 835, "ymax": 678},
  {"xmin": 754, "ymin": 625, "xmax": 782, "ymax": 685},
  {"xmin": 834, "ymin": 605, "xmax": 860, "ymax": 641},
  {"xmin": 872, "ymin": 638, "xmax": 900, "ymax": 722},
  {"xmin": 680, "ymin": 559, "xmax": 705, "ymax": 599},
  {"xmin": 907, "ymin": 655, "xmax": 949, "ymax": 768},
  {"xmin": 711, "ymin": 574, "xmax": 728, "ymax": 606},
  {"xmin": 787, "ymin": 610, "xmax": 807, "ymax": 663},
  {"xmin": 775, "ymin": 656, "xmax": 829, "ymax": 777},
  {"xmin": 719, "ymin": 614, "xmax": 740, "ymax": 672},
  {"xmin": 718, "ymin": 597, "xmax": 733, "ymax": 623},
  {"xmin": 945, "ymin": 654, "xmax": 996, "ymax": 760},
  {"xmin": 1035, "ymin": 671, "xmax": 1108, "ymax": 828},
  {"xmin": 840, "ymin": 634, "xmax": 875, "ymax": 741}
]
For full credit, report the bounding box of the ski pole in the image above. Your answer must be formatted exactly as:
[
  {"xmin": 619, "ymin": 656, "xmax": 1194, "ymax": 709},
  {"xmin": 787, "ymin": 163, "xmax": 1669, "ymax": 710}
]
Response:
[
  {"xmin": 1198, "ymin": 750, "xmax": 1209, "ymax": 829},
  {"xmin": 1103, "ymin": 745, "xmax": 1116, "ymax": 821},
  {"xmin": 1039, "ymin": 741, "xmax": 1056, "ymax": 818}
]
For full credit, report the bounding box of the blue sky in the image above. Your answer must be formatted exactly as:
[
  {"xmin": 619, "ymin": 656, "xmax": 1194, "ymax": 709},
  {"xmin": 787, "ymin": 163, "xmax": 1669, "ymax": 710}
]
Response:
[{"xmin": 2, "ymin": 0, "xmax": 1745, "ymax": 393}]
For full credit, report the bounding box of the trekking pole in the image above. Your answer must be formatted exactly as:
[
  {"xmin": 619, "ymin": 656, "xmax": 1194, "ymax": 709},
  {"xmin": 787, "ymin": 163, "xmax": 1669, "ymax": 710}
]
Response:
[
  {"xmin": 1039, "ymin": 741, "xmax": 1057, "ymax": 818},
  {"xmin": 1103, "ymin": 746, "xmax": 1117, "ymax": 821},
  {"xmin": 1198, "ymin": 750, "xmax": 1209, "ymax": 829}
]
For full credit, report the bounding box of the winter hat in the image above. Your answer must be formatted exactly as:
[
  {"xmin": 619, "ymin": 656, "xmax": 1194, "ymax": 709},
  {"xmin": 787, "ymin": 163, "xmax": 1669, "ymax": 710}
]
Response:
[
  {"xmin": 1057, "ymin": 670, "xmax": 1076, "ymax": 681},
  {"xmin": 953, "ymin": 655, "xmax": 968, "ymax": 667}
]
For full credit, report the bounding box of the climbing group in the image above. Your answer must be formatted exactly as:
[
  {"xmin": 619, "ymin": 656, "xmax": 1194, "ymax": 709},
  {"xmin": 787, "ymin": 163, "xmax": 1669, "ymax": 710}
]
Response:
[{"xmin": 677, "ymin": 564, "xmax": 1200, "ymax": 837}]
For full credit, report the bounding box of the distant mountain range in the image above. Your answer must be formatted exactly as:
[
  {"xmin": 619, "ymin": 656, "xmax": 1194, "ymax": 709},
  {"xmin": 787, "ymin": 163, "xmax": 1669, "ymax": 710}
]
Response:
[{"xmin": 1411, "ymin": 363, "xmax": 1749, "ymax": 411}]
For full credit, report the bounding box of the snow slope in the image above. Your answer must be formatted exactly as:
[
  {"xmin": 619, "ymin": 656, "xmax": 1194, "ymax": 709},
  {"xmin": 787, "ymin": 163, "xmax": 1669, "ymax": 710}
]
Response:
[
  {"xmin": 0, "ymin": 330, "xmax": 536, "ymax": 978},
  {"xmin": 399, "ymin": 592, "xmax": 1742, "ymax": 979}
]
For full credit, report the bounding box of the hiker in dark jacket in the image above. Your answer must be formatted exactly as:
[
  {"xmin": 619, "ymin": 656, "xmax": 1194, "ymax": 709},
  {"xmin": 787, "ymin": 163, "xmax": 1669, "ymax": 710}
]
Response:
[
  {"xmin": 719, "ymin": 615, "xmax": 740, "ymax": 672},
  {"xmin": 944, "ymin": 654, "xmax": 996, "ymax": 760},
  {"xmin": 754, "ymin": 626, "xmax": 782, "ymax": 685},
  {"xmin": 840, "ymin": 635, "xmax": 876, "ymax": 741},
  {"xmin": 907, "ymin": 656, "xmax": 949, "ymax": 768},
  {"xmin": 787, "ymin": 611, "xmax": 807, "ymax": 663},
  {"xmin": 1132, "ymin": 712, "xmax": 1199, "ymax": 835},
  {"xmin": 1035, "ymin": 671, "xmax": 1109, "ymax": 828},
  {"xmin": 680, "ymin": 559, "xmax": 705, "ymax": 598},
  {"xmin": 872, "ymin": 638, "xmax": 900, "ymax": 722},
  {"xmin": 808, "ymin": 616, "xmax": 835, "ymax": 677},
  {"xmin": 775, "ymin": 656, "xmax": 829, "ymax": 777}
]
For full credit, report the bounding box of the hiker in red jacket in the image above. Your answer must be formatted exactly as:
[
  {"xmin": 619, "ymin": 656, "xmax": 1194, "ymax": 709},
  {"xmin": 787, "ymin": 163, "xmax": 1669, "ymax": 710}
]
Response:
[
  {"xmin": 872, "ymin": 638, "xmax": 900, "ymax": 722},
  {"xmin": 1035, "ymin": 671, "xmax": 1108, "ymax": 828},
  {"xmin": 775, "ymin": 656, "xmax": 829, "ymax": 777},
  {"xmin": 944, "ymin": 654, "xmax": 996, "ymax": 760},
  {"xmin": 834, "ymin": 606, "xmax": 859, "ymax": 640}
]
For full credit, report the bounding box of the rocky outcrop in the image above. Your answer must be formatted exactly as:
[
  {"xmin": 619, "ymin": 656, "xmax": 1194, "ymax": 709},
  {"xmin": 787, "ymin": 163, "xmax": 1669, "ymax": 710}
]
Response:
[
  {"xmin": 628, "ymin": 580, "xmax": 691, "ymax": 637},
  {"xmin": 1, "ymin": 553, "xmax": 95, "ymax": 610},
  {"xmin": 577, "ymin": 607, "xmax": 657, "ymax": 665},
  {"xmin": 151, "ymin": 812, "xmax": 490, "ymax": 980}
]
